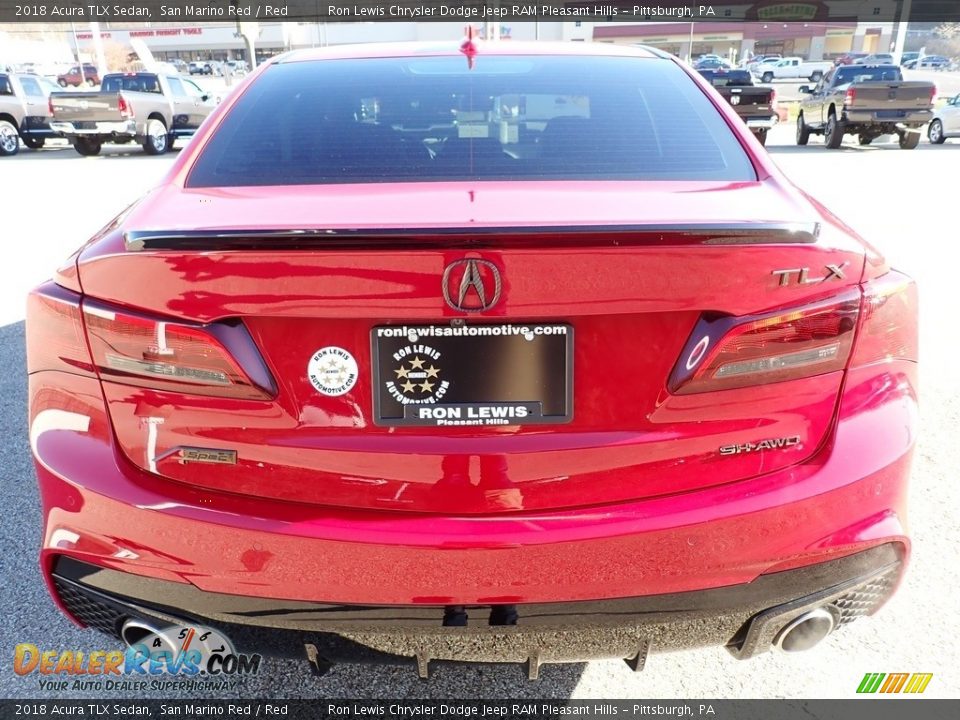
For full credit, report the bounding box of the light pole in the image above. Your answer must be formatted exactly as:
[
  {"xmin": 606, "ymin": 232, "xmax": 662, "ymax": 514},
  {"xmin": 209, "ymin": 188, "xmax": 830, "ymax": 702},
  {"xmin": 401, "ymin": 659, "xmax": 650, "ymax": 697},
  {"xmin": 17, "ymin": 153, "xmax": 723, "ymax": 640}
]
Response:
[
  {"xmin": 69, "ymin": 22, "xmax": 82, "ymax": 65},
  {"xmin": 891, "ymin": 0, "xmax": 912, "ymax": 65}
]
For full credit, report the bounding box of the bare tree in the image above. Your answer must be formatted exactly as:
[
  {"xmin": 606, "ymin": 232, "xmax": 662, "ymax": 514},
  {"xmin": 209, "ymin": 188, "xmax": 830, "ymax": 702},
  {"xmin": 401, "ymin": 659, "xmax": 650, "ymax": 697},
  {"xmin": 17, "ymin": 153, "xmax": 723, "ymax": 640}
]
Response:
[{"xmin": 100, "ymin": 41, "xmax": 138, "ymax": 72}]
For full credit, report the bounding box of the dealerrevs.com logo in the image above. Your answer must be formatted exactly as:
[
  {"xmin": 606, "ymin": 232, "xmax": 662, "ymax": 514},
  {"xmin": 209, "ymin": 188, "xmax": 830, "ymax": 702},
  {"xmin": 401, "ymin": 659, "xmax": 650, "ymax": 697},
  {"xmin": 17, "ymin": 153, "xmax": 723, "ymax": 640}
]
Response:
[{"xmin": 14, "ymin": 624, "xmax": 261, "ymax": 692}]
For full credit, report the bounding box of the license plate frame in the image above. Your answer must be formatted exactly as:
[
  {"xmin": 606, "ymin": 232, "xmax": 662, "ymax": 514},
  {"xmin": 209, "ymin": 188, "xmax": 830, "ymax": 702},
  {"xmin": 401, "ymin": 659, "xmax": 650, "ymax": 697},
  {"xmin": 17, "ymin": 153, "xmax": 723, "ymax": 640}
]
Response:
[{"xmin": 371, "ymin": 323, "xmax": 574, "ymax": 427}]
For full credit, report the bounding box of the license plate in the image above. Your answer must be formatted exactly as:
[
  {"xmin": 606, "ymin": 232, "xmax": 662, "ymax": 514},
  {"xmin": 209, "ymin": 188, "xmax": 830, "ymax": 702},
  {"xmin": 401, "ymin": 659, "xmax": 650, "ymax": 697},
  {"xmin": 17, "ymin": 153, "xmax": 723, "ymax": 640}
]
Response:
[{"xmin": 372, "ymin": 323, "xmax": 573, "ymax": 427}]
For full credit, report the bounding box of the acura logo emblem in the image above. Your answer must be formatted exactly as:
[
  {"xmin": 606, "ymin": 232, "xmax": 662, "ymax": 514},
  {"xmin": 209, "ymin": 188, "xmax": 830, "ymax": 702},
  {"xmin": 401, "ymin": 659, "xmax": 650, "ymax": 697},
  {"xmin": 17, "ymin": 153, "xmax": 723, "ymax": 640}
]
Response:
[{"xmin": 442, "ymin": 258, "xmax": 502, "ymax": 313}]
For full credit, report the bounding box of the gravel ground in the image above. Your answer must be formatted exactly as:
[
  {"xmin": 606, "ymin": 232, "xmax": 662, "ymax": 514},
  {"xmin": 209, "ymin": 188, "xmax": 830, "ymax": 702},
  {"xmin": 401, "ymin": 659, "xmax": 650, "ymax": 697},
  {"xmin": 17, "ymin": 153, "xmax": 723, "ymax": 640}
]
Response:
[{"xmin": 1, "ymin": 125, "xmax": 957, "ymax": 699}]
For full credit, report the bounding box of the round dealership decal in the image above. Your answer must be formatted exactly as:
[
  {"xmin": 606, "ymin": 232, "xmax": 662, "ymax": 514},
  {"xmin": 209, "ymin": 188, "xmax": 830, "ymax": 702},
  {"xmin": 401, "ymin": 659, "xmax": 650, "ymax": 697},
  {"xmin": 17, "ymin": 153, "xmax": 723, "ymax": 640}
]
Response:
[{"xmin": 307, "ymin": 347, "xmax": 359, "ymax": 396}]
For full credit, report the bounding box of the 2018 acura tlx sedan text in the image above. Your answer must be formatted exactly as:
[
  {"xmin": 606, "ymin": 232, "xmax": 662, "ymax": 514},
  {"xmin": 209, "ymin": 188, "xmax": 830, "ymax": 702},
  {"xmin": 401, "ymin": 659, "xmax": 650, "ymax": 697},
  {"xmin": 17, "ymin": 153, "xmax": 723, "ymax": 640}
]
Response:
[{"xmin": 27, "ymin": 42, "xmax": 918, "ymax": 679}]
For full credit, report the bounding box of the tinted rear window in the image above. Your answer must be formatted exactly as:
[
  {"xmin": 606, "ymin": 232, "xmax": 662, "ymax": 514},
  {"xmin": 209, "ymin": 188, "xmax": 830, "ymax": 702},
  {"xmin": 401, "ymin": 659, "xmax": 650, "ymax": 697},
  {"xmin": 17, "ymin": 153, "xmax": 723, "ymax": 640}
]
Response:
[
  {"xmin": 699, "ymin": 70, "xmax": 753, "ymax": 86},
  {"xmin": 187, "ymin": 55, "xmax": 755, "ymax": 188},
  {"xmin": 102, "ymin": 74, "xmax": 161, "ymax": 94},
  {"xmin": 834, "ymin": 66, "xmax": 902, "ymax": 84}
]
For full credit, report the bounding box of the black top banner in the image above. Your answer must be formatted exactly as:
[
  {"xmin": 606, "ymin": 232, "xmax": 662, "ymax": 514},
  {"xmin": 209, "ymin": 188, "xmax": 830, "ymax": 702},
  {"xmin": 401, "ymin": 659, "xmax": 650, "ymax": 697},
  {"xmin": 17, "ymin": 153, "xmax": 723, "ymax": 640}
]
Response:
[{"xmin": 2, "ymin": 1, "xmax": 960, "ymax": 24}]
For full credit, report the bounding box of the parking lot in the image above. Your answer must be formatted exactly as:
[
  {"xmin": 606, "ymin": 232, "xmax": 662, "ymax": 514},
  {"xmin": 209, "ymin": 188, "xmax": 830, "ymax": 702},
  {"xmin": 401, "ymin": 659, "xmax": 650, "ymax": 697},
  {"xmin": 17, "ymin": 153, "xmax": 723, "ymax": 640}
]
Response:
[{"xmin": 1, "ymin": 121, "xmax": 958, "ymax": 699}]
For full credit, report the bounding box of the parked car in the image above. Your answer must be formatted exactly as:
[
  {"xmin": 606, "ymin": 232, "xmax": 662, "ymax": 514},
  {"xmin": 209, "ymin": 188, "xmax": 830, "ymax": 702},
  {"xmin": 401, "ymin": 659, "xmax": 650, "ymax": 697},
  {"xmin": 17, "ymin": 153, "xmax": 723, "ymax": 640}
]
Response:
[
  {"xmin": 694, "ymin": 58, "xmax": 733, "ymax": 70},
  {"xmin": 855, "ymin": 54, "xmax": 895, "ymax": 66},
  {"xmin": 0, "ymin": 72, "xmax": 63, "ymax": 155},
  {"xmin": 188, "ymin": 61, "xmax": 209, "ymax": 76},
  {"xmin": 833, "ymin": 53, "xmax": 868, "ymax": 66},
  {"xmin": 745, "ymin": 54, "xmax": 781, "ymax": 70},
  {"xmin": 928, "ymin": 92, "xmax": 960, "ymax": 144},
  {"xmin": 697, "ymin": 68, "xmax": 778, "ymax": 145},
  {"xmin": 753, "ymin": 57, "xmax": 832, "ymax": 82},
  {"xmin": 797, "ymin": 64, "xmax": 936, "ymax": 149},
  {"xmin": 56, "ymin": 63, "xmax": 99, "ymax": 88},
  {"xmin": 904, "ymin": 55, "xmax": 950, "ymax": 70},
  {"xmin": 900, "ymin": 52, "xmax": 920, "ymax": 66},
  {"xmin": 225, "ymin": 60, "xmax": 249, "ymax": 75},
  {"xmin": 49, "ymin": 71, "xmax": 214, "ymax": 156},
  {"xmin": 27, "ymin": 42, "xmax": 918, "ymax": 676}
]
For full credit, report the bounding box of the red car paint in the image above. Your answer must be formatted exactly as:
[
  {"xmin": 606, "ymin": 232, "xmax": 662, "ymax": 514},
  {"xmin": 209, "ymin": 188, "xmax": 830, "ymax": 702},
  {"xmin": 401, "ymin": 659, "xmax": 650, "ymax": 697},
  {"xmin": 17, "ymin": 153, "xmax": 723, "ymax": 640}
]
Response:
[{"xmin": 28, "ymin": 44, "xmax": 916, "ymax": 654}]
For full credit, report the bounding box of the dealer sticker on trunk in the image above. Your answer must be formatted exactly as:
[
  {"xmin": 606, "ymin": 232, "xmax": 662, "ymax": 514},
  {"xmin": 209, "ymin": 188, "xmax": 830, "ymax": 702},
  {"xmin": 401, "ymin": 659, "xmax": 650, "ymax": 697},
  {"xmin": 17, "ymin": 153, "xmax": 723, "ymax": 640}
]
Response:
[{"xmin": 307, "ymin": 346, "xmax": 359, "ymax": 397}]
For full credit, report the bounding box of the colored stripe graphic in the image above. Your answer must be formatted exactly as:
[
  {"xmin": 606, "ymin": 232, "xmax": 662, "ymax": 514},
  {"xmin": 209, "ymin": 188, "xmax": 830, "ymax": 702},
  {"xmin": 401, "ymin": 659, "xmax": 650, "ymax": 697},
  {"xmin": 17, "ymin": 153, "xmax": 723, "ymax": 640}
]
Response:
[
  {"xmin": 903, "ymin": 673, "xmax": 933, "ymax": 694},
  {"xmin": 880, "ymin": 673, "xmax": 909, "ymax": 693},
  {"xmin": 857, "ymin": 672, "xmax": 932, "ymax": 694},
  {"xmin": 857, "ymin": 673, "xmax": 885, "ymax": 693}
]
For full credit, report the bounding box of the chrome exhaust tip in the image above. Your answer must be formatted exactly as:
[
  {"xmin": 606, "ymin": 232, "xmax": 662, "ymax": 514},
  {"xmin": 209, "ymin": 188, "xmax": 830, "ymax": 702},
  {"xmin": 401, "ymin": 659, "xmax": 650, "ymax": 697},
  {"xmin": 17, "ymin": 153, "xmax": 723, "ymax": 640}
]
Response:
[
  {"xmin": 773, "ymin": 608, "xmax": 836, "ymax": 653},
  {"xmin": 120, "ymin": 617, "xmax": 176, "ymax": 652}
]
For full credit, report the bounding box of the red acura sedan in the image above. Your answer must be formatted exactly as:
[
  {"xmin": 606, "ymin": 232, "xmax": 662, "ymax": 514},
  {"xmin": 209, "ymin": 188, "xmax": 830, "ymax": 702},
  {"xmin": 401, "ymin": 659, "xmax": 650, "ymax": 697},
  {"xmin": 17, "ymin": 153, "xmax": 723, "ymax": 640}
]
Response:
[{"xmin": 27, "ymin": 42, "xmax": 917, "ymax": 678}]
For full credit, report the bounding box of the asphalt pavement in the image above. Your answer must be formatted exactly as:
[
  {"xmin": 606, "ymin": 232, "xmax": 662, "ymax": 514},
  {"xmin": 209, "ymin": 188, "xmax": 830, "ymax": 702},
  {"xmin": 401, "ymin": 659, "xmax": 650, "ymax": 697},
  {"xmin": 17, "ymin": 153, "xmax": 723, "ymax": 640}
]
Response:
[{"xmin": 1, "ymin": 123, "xmax": 958, "ymax": 699}]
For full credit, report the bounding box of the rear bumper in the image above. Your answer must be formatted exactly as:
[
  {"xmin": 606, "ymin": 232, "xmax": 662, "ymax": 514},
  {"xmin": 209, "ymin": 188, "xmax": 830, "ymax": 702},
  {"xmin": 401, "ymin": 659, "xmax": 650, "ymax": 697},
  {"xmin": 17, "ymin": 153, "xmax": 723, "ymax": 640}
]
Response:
[
  {"xmin": 51, "ymin": 544, "xmax": 903, "ymax": 671},
  {"xmin": 49, "ymin": 120, "xmax": 137, "ymax": 137},
  {"xmin": 31, "ymin": 357, "xmax": 916, "ymax": 665},
  {"xmin": 745, "ymin": 117, "xmax": 777, "ymax": 130},
  {"xmin": 843, "ymin": 109, "xmax": 933, "ymax": 126}
]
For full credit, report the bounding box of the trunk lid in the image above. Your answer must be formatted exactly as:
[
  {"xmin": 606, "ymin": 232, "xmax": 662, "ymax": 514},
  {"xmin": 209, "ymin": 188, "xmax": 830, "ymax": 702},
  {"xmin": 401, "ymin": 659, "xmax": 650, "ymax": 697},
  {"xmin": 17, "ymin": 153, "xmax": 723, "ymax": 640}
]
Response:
[{"xmin": 78, "ymin": 180, "xmax": 866, "ymax": 514}]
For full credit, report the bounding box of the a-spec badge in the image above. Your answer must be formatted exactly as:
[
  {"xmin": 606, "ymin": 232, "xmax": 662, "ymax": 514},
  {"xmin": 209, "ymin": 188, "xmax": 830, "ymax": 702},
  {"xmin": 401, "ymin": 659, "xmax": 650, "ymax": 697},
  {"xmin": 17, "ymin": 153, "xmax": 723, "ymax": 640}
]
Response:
[
  {"xmin": 178, "ymin": 447, "xmax": 237, "ymax": 465},
  {"xmin": 307, "ymin": 346, "xmax": 359, "ymax": 397}
]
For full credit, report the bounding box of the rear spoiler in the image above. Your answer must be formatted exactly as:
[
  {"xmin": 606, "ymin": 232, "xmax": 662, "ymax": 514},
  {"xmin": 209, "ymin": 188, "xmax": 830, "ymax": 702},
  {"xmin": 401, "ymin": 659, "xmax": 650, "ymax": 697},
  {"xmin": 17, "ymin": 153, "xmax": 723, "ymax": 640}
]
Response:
[{"xmin": 124, "ymin": 223, "xmax": 820, "ymax": 252}]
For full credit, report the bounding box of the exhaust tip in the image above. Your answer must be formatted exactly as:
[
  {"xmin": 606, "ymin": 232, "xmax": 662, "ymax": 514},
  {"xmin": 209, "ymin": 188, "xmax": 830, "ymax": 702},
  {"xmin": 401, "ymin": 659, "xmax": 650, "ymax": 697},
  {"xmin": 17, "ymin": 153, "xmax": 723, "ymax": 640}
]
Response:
[
  {"xmin": 773, "ymin": 608, "xmax": 836, "ymax": 653},
  {"xmin": 120, "ymin": 618, "xmax": 175, "ymax": 651}
]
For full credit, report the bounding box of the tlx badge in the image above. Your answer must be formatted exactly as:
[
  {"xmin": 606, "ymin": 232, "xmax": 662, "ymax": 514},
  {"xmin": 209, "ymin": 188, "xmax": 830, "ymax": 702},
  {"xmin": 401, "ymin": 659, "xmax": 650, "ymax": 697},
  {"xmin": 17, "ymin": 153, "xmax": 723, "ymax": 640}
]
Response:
[{"xmin": 772, "ymin": 263, "xmax": 847, "ymax": 287}]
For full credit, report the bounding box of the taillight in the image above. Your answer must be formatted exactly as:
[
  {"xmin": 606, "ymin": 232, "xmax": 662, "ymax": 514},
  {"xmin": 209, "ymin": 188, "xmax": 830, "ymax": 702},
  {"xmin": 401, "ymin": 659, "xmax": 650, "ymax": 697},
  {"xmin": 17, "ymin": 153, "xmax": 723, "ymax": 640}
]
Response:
[
  {"xmin": 670, "ymin": 290, "xmax": 860, "ymax": 394},
  {"xmin": 844, "ymin": 87, "xmax": 857, "ymax": 106},
  {"xmin": 26, "ymin": 282, "xmax": 95, "ymax": 376},
  {"xmin": 82, "ymin": 301, "xmax": 275, "ymax": 400},
  {"xmin": 48, "ymin": 96, "xmax": 55, "ymax": 116},
  {"xmin": 849, "ymin": 270, "xmax": 918, "ymax": 366},
  {"xmin": 118, "ymin": 94, "xmax": 134, "ymax": 119}
]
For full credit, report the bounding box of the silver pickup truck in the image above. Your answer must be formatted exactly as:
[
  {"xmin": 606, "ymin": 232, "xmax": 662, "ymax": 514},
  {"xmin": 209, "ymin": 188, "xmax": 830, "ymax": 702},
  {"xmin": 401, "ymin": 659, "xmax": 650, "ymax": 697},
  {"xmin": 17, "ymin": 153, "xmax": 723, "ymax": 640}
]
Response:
[
  {"xmin": 0, "ymin": 73, "xmax": 63, "ymax": 156},
  {"xmin": 796, "ymin": 64, "xmax": 936, "ymax": 149},
  {"xmin": 50, "ymin": 72, "xmax": 214, "ymax": 156}
]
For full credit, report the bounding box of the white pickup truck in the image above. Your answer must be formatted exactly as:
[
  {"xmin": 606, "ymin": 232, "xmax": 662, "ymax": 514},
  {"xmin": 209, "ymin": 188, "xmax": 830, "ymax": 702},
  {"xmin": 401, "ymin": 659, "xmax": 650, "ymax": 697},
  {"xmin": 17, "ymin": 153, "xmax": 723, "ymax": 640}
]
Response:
[{"xmin": 753, "ymin": 57, "xmax": 832, "ymax": 83}]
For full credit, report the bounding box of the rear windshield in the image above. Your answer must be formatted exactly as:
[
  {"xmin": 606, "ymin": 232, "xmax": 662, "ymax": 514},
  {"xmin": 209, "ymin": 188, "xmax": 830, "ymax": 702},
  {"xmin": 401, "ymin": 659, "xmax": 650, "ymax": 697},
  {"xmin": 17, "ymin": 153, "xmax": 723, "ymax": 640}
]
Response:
[
  {"xmin": 834, "ymin": 66, "xmax": 902, "ymax": 85},
  {"xmin": 187, "ymin": 55, "xmax": 756, "ymax": 187},
  {"xmin": 699, "ymin": 70, "xmax": 753, "ymax": 86},
  {"xmin": 102, "ymin": 74, "xmax": 161, "ymax": 94}
]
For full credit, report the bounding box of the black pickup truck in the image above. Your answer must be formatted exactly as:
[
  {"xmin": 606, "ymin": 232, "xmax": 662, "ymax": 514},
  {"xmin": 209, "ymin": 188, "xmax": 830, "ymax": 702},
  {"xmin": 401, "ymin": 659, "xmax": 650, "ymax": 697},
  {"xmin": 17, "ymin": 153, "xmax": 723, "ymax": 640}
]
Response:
[{"xmin": 698, "ymin": 69, "xmax": 778, "ymax": 145}]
